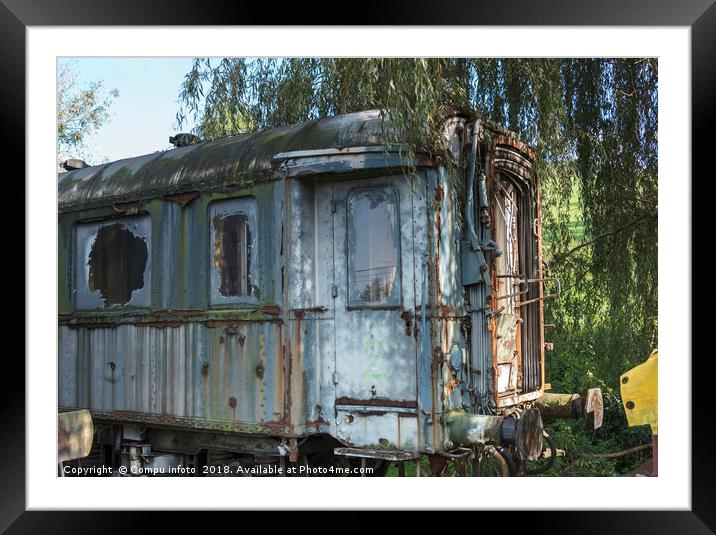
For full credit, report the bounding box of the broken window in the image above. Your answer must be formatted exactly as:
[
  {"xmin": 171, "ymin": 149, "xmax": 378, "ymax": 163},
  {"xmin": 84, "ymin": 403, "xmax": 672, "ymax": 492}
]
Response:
[
  {"xmin": 347, "ymin": 187, "xmax": 401, "ymax": 307},
  {"xmin": 209, "ymin": 198, "xmax": 257, "ymax": 305},
  {"xmin": 75, "ymin": 216, "xmax": 152, "ymax": 309},
  {"xmin": 213, "ymin": 213, "xmax": 249, "ymax": 297},
  {"xmin": 494, "ymin": 180, "xmax": 521, "ymax": 314},
  {"xmin": 493, "ymin": 177, "xmax": 523, "ymax": 394}
]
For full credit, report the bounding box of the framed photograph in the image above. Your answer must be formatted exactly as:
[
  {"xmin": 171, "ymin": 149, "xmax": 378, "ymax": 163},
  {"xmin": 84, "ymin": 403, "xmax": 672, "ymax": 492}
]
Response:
[{"xmin": 3, "ymin": 0, "xmax": 705, "ymax": 530}]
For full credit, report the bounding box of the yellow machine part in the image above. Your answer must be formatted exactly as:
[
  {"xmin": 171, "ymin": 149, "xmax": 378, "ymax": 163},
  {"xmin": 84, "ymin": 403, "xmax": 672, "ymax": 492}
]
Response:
[{"xmin": 620, "ymin": 349, "xmax": 658, "ymax": 434}]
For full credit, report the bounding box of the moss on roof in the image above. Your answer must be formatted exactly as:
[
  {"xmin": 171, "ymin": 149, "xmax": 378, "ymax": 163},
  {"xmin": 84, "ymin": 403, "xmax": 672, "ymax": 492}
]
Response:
[{"xmin": 58, "ymin": 110, "xmax": 389, "ymax": 210}]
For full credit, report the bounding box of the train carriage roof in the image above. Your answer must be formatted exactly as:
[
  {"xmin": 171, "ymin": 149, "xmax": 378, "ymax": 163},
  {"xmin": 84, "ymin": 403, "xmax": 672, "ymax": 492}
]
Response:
[
  {"xmin": 58, "ymin": 110, "xmax": 396, "ymax": 210},
  {"xmin": 58, "ymin": 109, "xmax": 531, "ymax": 210}
]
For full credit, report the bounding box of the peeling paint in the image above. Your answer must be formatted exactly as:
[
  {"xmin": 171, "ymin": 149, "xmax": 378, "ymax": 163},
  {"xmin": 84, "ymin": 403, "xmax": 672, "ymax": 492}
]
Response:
[{"xmin": 58, "ymin": 110, "xmax": 546, "ymax": 466}]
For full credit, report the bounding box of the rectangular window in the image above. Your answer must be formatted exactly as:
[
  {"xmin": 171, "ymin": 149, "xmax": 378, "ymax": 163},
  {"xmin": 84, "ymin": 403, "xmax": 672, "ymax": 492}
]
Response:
[
  {"xmin": 75, "ymin": 216, "xmax": 152, "ymax": 309},
  {"xmin": 346, "ymin": 186, "xmax": 401, "ymax": 307},
  {"xmin": 209, "ymin": 198, "xmax": 258, "ymax": 306},
  {"xmin": 214, "ymin": 213, "xmax": 248, "ymax": 297},
  {"xmin": 494, "ymin": 180, "xmax": 521, "ymax": 313}
]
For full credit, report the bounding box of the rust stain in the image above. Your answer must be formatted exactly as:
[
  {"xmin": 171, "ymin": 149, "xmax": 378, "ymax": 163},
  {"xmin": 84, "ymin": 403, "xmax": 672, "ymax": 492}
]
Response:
[
  {"xmin": 354, "ymin": 409, "xmax": 389, "ymax": 416},
  {"xmin": 293, "ymin": 307, "xmax": 327, "ymax": 315},
  {"xmin": 335, "ymin": 397, "xmax": 417, "ymax": 409},
  {"xmin": 306, "ymin": 405, "xmax": 329, "ymax": 430},
  {"xmin": 491, "ymin": 134, "xmax": 537, "ymax": 160},
  {"xmin": 200, "ymin": 362, "xmax": 209, "ymax": 418},
  {"xmin": 401, "ymin": 310, "xmax": 414, "ymax": 337},
  {"xmin": 112, "ymin": 201, "xmax": 143, "ymax": 213},
  {"xmin": 276, "ymin": 325, "xmax": 287, "ymax": 423},
  {"xmin": 86, "ymin": 409, "xmax": 292, "ymax": 435},
  {"xmin": 444, "ymin": 371, "xmax": 461, "ymax": 396},
  {"xmin": 228, "ymin": 396, "xmax": 237, "ymax": 421},
  {"xmin": 164, "ymin": 191, "xmax": 199, "ymax": 207},
  {"xmin": 61, "ymin": 313, "xmax": 283, "ymax": 328},
  {"xmin": 434, "ymin": 209, "xmax": 442, "ymax": 305}
]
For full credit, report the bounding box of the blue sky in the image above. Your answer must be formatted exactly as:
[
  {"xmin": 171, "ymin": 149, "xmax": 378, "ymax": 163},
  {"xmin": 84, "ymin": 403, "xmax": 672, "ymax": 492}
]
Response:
[{"xmin": 60, "ymin": 58, "xmax": 200, "ymax": 163}]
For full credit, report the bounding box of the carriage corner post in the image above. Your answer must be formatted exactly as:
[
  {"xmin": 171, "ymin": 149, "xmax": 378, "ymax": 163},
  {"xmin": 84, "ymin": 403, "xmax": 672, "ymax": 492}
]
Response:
[{"xmin": 57, "ymin": 109, "xmax": 604, "ymax": 477}]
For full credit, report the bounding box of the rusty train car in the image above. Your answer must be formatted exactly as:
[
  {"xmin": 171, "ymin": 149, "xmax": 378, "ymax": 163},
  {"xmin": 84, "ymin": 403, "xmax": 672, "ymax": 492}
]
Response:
[{"xmin": 58, "ymin": 109, "xmax": 556, "ymax": 476}]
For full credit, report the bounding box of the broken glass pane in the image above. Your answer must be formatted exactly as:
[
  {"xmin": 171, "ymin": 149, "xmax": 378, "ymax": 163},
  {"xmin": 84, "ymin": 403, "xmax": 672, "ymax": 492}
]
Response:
[
  {"xmin": 87, "ymin": 222, "xmax": 148, "ymax": 306},
  {"xmin": 494, "ymin": 180, "xmax": 520, "ymax": 314},
  {"xmin": 347, "ymin": 188, "xmax": 400, "ymax": 306}
]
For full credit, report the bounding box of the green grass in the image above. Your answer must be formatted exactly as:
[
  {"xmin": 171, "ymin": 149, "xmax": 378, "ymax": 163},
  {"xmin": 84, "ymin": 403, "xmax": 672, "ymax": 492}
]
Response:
[{"xmin": 553, "ymin": 188, "xmax": 584, "ymax": 243}]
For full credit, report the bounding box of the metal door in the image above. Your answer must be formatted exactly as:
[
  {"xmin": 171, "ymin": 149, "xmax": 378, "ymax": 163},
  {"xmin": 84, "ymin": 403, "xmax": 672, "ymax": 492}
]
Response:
[{"xmin": 331, "ymin": 176, "xmax": 417, "ymax": 405}]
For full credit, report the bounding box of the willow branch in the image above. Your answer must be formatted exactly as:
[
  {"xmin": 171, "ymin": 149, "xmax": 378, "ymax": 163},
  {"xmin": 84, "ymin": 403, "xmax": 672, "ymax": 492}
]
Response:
[
  {"xmin": 552, "ymin": 212, "xmax": 656, "ymax": 263},
  {"xmin": 580, "ymin": 443, "xmax": 652, "ymax": 459}
]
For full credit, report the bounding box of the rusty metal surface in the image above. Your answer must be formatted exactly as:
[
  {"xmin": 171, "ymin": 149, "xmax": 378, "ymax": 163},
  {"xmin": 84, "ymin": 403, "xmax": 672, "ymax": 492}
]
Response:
[
  {"xmin": 336, "ymin": 409, "xmax": 419, "ymax": 451},
  {"xmin": 58, "ymin": 322, "xmax": 286, "ymax": 431},
  {"xmin": 335, "ymin": 397, "xmax": 418, "ymax": 408},
  {"xmin": 495, "ymin": 314, "xmax": 520, "ymax": 394},
  {"xmin": 496, "ymin": 389, "xmax": 542, "ymax": 408},
  {"xmin": 58, "ymin": 109, "xmax": 548, "ymax": 461},
  {"xmin": 334, "ymin": 447, "xmax": 419, "ymax": 461},
  {"xmin": 331, "ymin": 177, "xmax": 418, "ymax": 405}
]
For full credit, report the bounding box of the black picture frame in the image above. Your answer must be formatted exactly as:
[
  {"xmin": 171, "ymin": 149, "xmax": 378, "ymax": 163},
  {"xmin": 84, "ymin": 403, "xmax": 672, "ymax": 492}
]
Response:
[{"xmin": 2, "ymin": 0, "xmax": 706, "ymax": 531}]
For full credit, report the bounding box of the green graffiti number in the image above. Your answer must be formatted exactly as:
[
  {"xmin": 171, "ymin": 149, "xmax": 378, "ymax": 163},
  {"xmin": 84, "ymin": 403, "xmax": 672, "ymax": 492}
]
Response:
[{"xmin": 363, "ymin": 338, "xmax": 388, "ymax": 380}]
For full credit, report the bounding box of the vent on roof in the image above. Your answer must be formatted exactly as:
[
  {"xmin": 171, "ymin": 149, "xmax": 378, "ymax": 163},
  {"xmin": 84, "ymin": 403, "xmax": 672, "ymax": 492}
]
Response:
[
  {"xmin": 169, "ymin": 133, "xmax": 200, "ymax": 148},
  {"xmin": 62, "ymin": 159, "xmax": 88, "ymax": 171}
]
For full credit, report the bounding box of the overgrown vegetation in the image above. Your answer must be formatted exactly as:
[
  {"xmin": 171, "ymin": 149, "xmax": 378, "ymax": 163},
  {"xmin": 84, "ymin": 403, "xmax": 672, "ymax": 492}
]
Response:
[{"xmin": 177, "ymin": 58, "xmax": 657, "ymax": 475}]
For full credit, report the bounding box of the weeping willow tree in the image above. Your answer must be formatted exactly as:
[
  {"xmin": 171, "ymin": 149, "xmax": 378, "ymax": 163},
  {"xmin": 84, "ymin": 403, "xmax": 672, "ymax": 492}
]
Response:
[{"xmin": 177, "ymin": 58, "xmax": 657, "ymax": 419}]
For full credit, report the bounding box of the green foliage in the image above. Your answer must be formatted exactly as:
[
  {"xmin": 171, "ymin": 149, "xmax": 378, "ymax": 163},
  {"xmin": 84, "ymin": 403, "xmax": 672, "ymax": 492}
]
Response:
[
  {"xmin": 533, "ymin": 419, "xmax": 652, "ymax": 477},
  {"xmin": 57, "ymin": 61, "xmax": 119, "ymax": 164},
  {"xmin": 544, "ymin": 60, "xmax": 658, "ymax": 419},
  {"xmin": 177, "ymin": 59, "xmax": 658, "ymax": 474}
]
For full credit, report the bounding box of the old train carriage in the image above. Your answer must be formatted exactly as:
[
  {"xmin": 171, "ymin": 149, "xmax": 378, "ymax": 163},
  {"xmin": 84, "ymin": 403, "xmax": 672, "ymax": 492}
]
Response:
[{"xmin": 58, "ymin": 109, "xmax": 553, "ymax": 475}]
